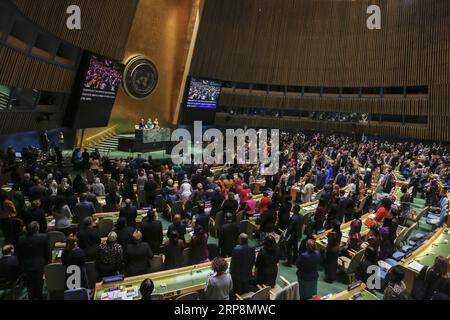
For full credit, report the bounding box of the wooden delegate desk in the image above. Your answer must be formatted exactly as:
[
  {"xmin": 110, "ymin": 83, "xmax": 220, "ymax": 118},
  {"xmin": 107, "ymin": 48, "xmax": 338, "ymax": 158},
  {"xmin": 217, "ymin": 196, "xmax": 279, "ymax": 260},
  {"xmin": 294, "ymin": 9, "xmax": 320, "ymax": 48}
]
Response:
[
  {"xmin": 314, "ymin": 213, "xmax": 370, "ymax": 251},
  {"xmin": 314, "ymin": 213, "xmax": 407, "ymax": 251},
  {"xmin": 400, "ymin": 227, "xmax": 450, "ymax": 293},
  {"xmin": 247, "ymin": 200, "xmax": 318, "ymax": 240},
  {"xmin": 327, "ymin": 283, "xmax": 379, "ymax": 300},
  {"xmin": 47, "ymin": 210, "xmax": 149, "ymax": 231},
  {"xmin": 93, "ymin": 259, "xmax": 230, "ymax": 300}
]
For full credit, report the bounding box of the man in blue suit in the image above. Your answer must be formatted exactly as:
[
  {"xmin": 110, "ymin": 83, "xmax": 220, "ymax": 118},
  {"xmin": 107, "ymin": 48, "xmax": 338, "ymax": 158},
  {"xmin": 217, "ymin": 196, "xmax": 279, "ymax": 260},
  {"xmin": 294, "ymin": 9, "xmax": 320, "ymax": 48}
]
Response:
[
  {"xmin": 73, "ymin": 193, "xmax": 96, "ymax": 224},
  {"xmin": 230, "ymin": 233, "xmax": 256, "ymax": 294}
]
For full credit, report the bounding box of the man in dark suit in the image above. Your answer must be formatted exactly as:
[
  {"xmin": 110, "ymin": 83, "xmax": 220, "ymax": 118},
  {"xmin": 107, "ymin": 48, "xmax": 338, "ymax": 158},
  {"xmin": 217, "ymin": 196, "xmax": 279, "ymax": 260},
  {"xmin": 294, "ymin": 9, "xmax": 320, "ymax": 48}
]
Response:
[
  {"xmin": 120, "ymin": 199, "xmax": 138, "ymax": 228},
  {"xmin": 167, "ymin": 214, "xmax": 187, "ymax": 243},
  {"xmin": 141, "ymin": 210, "xmax": 163, "ymax": 254},
  {"xmin": 260, "ymin": 202, "xmax": 277, "ymax": 234},
  {"xmin": 0, "ymin": 244, "xmax": 21, "ymax": 283},
  {"xmin": 16, "ymin": 222, "xmax": 51, "ymax": 300},
  {"xmin": 73, "ymin": 193, "xmax": 96, "ymax": 224},
  {"xmin": 218, "ymin": 213, "xmax": 239, "ymax": 257},
  {"xmin": 144, "ymin": 175, "xmax": 158, "ymax": 207},
  {"xmin": 77, "ymin": 217, "xmax": 101, "ymax": 261},
  {"xmin": 115, "ymin": 217, "xmax": 135, "ymax": 248},
  {"xmin": 284, "ymin": 204, "xmax": 305, "ymax": 267},
  {"xmin": 28, "ymin": 180, "xmax": 46, "ymax": 202},
  {"xmin": 230, "ymin": 233, "xmax": 256, "ymax": 294},
  {"xmin": 20, "ymin": 173, "xmax": 35, "ymax": 198}
]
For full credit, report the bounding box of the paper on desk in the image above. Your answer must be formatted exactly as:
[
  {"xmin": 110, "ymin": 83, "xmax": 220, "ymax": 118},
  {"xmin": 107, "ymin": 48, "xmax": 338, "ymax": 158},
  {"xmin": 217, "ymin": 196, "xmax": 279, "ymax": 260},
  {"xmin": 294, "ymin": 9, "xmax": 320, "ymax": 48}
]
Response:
[{"xmin": 408, "ymin": 260, "xmax": 425, "ymax": 273}]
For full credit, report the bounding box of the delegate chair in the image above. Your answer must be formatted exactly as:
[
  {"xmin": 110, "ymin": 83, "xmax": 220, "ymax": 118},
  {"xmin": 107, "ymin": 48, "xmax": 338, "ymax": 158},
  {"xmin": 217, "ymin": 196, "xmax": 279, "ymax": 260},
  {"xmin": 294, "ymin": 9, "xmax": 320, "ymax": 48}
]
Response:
[
  {"xmin": 338, "ymin": 248, "xmax": 365, "ymax": 284},
  {"xmin": 64, "ymin": 288, "xmax": 90, "ymax": 300},
  {"xmin": 404, "ymin": 207, "xmax": 427, "ymax": 229},
  {"xmin": 398, "ymin": 222, "xmax": 418, "ymax": 247},
  {"xmin": 149, "ymin": 255, "xmax": 164, "ymax": 273},
  {"xmin": 85, "ymin": 261, "xmax": 98, "ymax": 288},
  {"xmin": 236, "ymin": 286, "xmax": 271, "ymax": 301},
  {"xmin": 175, "ymin": 292, "xmax": 200, "ymax": 300},
  {"xmin": 182, "ymin": 248, "xmax": 190, "ymax": 267},
  {"xmin": 235, "ymin": 210, "xmax": 245, "ymax": 223},
  {"xmin": 98, "ymin": 219, "xmax": 114, "ymax": 238},
  {"xmin": 270, "ymin": 276, "xmax": 300, "ymax": 300},
  {"xmin": 44, "ymin": 263, "xmax": 66, "ymax": 300},
  {"xmin": 48, "ymin": 231, "xmax": 66, "ymax": 249},
  {"xmin": 0, "ymin": 275, "xmax": 24, "ymax": 300}
]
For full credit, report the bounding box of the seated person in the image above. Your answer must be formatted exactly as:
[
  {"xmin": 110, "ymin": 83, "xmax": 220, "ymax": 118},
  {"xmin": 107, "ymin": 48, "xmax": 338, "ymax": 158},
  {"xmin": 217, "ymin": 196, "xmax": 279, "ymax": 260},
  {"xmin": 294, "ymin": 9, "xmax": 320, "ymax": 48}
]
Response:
[
  {"xmin": 383, "ymin": 266, "xmax": 407, "ymax": 300},
  {"xmin": 153, "ymin": 118, "xmax": 160, "ymax": 129},
  {"xmin": 0, "ymin": 245, "xmax": 21, "ymax": 283},
  {"xmin": 427, "ymin": 187, "xmax": 448, "ymax": 228},
  {"xmin": 146, "ymin": 118, "xmax": 154, "ymax": 129},
  {"xmin": 140, "ymin": 278, "xmax": 155, "ymax": 300},
  {"xmin": 204, "ymin": 258, "xmax": 233, "ymax": 300}
]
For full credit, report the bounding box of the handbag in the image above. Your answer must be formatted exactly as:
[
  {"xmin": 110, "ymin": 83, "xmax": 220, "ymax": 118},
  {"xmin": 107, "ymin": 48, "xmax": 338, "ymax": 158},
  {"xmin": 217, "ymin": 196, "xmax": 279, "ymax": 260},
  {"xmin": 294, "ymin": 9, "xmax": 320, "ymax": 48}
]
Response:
[{"xmin": 411, "ymin": 266, "xmax": 430, "ymax": 300}]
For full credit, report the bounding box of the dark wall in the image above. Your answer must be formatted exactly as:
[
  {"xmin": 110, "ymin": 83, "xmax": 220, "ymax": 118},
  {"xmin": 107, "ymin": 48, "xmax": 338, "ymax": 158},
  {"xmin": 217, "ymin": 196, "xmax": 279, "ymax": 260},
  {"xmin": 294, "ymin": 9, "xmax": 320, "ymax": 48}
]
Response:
[
  {"xmin": 0, "ymin": 128, "xmax": 76, "ymax": 151},
  {"xmin": 12, "ymin": 0, "xmax": 138, "ymax": 61},
  {"xmin": 190, "ymin": 0, "xmax": 450, "ymax": 141},
  {"xmin": 0, "ymin": 0, "xmax": 138, "ymax": 135}
]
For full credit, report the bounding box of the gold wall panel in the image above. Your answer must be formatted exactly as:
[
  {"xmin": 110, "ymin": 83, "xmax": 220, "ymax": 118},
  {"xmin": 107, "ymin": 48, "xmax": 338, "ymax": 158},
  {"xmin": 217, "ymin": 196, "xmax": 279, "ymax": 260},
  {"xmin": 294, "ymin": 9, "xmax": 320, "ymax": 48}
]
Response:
[{"xmin": 108, "ymin": 0, "xmax": 202, "ymax": 133}]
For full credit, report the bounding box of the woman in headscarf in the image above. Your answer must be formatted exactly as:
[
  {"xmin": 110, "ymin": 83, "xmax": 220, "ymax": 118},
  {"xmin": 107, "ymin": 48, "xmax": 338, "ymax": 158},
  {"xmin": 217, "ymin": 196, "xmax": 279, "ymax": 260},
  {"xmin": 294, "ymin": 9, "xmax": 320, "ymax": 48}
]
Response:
[
  {"xmin": 379, "ymin": 217, "xmax": 396, "ymax": 260},
  {"xmin": 347, "ymin": 211, "xmax": 362, "ymax": 252}
]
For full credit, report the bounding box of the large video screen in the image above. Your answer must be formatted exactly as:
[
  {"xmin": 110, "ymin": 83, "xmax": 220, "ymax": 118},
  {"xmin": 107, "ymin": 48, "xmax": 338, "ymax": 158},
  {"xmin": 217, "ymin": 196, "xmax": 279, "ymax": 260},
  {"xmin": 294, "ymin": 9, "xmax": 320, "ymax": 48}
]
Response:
[
  {"xmin": 81, "ymin": 55, "xmax": 123, "ymax": 103},
  {"xmin": 186, "ymin": 78, "xmax": 222, "ymax": 109},
  {"xmin": 66, "ymin": 53, "xmax": 124, "ymax": 128}
]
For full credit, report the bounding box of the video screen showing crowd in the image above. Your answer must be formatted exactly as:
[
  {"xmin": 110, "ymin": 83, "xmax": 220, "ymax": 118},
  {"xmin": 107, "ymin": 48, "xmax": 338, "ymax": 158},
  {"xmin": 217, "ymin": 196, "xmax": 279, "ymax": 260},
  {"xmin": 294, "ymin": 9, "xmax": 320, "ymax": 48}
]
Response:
[
  {"xmin": 84, "ymin": 56, "xmax": 123, "ymax": 93},
  {"xmin": 0, "ymin": 130, "xmax": 448, "ymax": 301},
  {"xmin": 186, "ymin": 78, "xmax": 222, "ymax": 109}
]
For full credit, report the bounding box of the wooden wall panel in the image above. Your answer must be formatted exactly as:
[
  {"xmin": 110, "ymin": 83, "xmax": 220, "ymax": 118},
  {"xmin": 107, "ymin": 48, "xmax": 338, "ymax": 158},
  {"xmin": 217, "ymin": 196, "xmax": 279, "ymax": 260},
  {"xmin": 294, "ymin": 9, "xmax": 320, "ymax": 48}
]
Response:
[
  {"xmin": 0, "ymin": 46, "xmax": 75, "ymax": 92},
  {"xmin": 12, "ymin": 0, "xmax": 138, "ymax": 60},
  {"xmin": 193, "ymin": 0, "xmax": 450, "ymax": 141},
  {"xmin": 215, "ymin": 114, "xmax": 429, "ymax": 141},
  {"xmin": 219, "ymin": 91, "xmax": 429, "ymax": 116},
  {"xmin": 0, "ymin": 111, "xmax": 64, "ymax": 135}
]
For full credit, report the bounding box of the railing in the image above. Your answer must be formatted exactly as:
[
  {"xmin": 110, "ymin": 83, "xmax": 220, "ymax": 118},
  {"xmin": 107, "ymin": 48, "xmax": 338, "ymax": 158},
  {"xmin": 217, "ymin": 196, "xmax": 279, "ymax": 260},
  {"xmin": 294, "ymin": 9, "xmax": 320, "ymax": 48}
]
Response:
[{"xmin": 83, "ymin": 125, "xmax": 119, "ymax": 149}]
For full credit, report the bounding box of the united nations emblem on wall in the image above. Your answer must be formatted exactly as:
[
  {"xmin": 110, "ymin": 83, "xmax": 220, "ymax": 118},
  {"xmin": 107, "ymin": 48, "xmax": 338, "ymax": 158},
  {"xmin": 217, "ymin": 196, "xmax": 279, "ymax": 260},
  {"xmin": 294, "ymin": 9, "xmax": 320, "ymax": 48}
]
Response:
[{"xmin": 123, "ymin": 55, "xmax": 158, "ymax": 100}]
